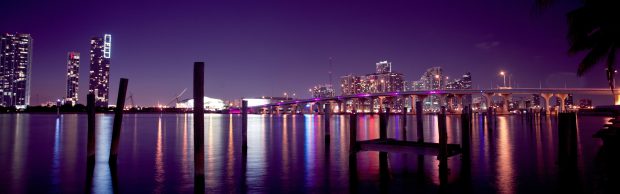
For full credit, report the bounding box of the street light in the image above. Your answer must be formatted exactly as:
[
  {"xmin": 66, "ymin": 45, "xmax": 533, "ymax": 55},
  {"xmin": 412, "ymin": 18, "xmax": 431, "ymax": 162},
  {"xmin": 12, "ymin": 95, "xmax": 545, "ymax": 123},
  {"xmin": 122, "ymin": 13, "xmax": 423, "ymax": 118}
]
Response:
[{"xmin": 500, "ymin": 71, "xmax": 506, "ymax": 87}]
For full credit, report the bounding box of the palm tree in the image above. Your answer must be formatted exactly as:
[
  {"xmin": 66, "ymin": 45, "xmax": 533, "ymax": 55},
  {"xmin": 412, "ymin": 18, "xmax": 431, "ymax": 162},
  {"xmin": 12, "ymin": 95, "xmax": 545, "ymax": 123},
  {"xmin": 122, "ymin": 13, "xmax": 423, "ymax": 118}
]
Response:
[{"xmin": 536, "ymin": 0, "xmax": 620, "ymax": 103}]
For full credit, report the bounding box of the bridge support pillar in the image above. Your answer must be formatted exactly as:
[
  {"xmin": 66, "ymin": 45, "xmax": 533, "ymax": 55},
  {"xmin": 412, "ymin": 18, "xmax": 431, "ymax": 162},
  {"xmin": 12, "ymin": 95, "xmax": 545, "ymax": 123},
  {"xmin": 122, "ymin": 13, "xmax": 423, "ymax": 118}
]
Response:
[
  {"xmin": 555, "ymin": 93, "xmax": 569, "ymax": 113},
  {"xmin": 369, "ymin": 98, "xmax": 375, "ymax": 113},
  {"xmin": 291, "ymin": 104, "xmax": 297, "ymax": 114},
  {"xmin": 500, "ymin": 93, "xmax": 512, "ymax": 114},
  {"xmin": 540, "ymin": 93, "xmax": 553, "ymax": 115},
  {"xmin": 409, "ymin": 95, "xmax": 417, "ymax": 114},
  {"xmin": 482, "ymin": 92, "xmax": 494, "ymax": 110},
  {"xmin": 438, "ymin": 94, "xmax": 448, "ymax": 109},
  {"xmin": 454, "ymin": 94, "xmax": 464, "ymax": 114},
  {"xmin": 417, "ymin": 95, "xmax": 428, "ymax": 114},
  {"xmin": 378, "ymin": 96, "xmax": 385, "ymax": 113}
]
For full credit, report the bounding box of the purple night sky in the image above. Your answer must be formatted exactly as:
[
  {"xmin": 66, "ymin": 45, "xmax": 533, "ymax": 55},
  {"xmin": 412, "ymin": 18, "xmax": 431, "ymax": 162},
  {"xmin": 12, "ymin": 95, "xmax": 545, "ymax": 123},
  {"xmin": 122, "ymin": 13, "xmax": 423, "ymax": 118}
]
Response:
[{"xmin": 3, "ymin": 0, "xmax": 605, "ymax": 106}]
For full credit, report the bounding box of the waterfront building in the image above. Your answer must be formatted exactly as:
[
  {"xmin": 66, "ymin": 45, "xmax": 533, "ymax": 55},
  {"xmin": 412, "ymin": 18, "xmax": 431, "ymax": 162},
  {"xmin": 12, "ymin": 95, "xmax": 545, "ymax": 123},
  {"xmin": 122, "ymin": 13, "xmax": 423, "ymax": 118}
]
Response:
[
  {"xmin": 66, "ymin": 52, "xmax": 80, "ymax": 105},
  {"xmin": 413, "ymin": 67, "xmax": 444, "ymax": 110},
  {"xmin": 89, "ymin": 34, "xmax": 111, "ymax": 107},
  {"xmin": 340, "ymin": 60, "xmax": 404, "ymax": 95},
  {"xmin": 579, "ymin": 98, "xmax": 592, "ymax": 109},
  {"xmin": 340, "ymin": 74, "xmax": 362, "ymax": 95},
  {"xmin": 446, "ymin": 72, "xmax": 473, "ymax": 108},
  {"xmin": 375, "ymin": 60, "xmax": 391, "ymax": 74},
  {"xmin": 0, "ymin": 33, "xmax": 32, "ymax": 108},
  {"xmin": 310, "ymin": 84, "xmax": 335, "ymax": 98},
  {"xmin": 175, "ymin": 96, "xmax": 225, "ymax": 111}
]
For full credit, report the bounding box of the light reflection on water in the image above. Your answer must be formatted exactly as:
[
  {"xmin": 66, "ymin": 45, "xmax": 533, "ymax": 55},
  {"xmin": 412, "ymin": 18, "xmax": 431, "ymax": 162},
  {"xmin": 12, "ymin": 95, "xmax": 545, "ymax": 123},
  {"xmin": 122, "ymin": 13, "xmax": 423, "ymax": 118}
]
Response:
[{"xmin": 0, "ymin": 113, "xmax": 618, "ymax": 193}]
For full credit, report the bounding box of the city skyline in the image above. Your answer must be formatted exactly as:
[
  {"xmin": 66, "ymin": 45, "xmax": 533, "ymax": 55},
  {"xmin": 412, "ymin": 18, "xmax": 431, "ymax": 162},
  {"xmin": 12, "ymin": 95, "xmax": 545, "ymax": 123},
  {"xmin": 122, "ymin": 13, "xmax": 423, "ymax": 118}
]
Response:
[{"xmin": 1, "ymin": 0, "xmax": 608, "ymax": 106}]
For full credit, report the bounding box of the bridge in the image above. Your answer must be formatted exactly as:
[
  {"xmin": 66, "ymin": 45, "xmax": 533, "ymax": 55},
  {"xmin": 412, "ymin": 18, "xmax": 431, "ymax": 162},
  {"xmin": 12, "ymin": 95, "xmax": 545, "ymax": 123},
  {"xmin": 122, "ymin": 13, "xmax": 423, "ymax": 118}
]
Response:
[{"xmin": 254, "ymin": 88, "xmax": 620, "ymax": 115}]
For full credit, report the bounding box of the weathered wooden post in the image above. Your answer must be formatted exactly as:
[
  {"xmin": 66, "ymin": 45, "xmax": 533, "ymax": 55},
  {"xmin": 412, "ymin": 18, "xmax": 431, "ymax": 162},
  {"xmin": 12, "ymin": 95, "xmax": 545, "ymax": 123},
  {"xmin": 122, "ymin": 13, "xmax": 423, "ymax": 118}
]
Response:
[
  {"xmin": 416, "ymin": 101, "xmax": 424, "ymax": 142},
  {"xmin": 402, "ymin": 107, "xmax": 407, "ymax": 140},
  {"xmin": 380, "ymin": 108, "xmax": 390, "ymax": 140},
  {"xmin": 193, "ymin": 62, "xmax": 205, "ymax": 193},
  {"xmin": 460, "ymin": 106, "xmax": 471, "ymax": 157},
  {"xmin": 438, "ymin": 106, "xmax": 447, "ymax": 158},
  {"xmin": 109, "ymin": 78, "xmax": 128, "ymax": 164},
  {"xmin": 348, "ymin": 109, "xmax": 358, "ymax": 193},
  {"xmin": 324, "ymin": 103, "xmax": 331, "ymax": 145},
  {"xmin": 486, "ymin": 107, "xmax": 494, "ymax": 130},
  {"xmin": 438, "ymin": 106, "xmax": 449, "ymax": 187},
  {"xmin": 349, "ymin": 110, "xmax": 358, "ymax": 153},
  {"xmin": 56, "ymin": 100, "xmax": 61, "ymax": 117},
  {"xmin": 86, "ymin": 93, "xmax": 96, "ymax": 165},
  {"xmin": 558, "ymin": 112, "xmax": 578, "ymax": 166},
  {"xmin": 242, "ymin": 100, "xmax": 248, "ymax": 154}
]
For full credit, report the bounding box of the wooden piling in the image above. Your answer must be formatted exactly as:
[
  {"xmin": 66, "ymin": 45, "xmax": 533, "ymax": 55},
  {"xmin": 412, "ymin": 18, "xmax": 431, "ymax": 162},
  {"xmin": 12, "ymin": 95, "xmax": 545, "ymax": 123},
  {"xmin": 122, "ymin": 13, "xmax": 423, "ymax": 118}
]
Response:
[
  {"xmin": 324, "ymin": 103, "xmax": 331, "ymax": 145},
  {"xmin": 438, "ymin": 106, "xmax": 447, "ymax": 159},
  {"xmin": 402, "ymin": 107, "xmax": 407, "ymax": 140},
  {"xmin": 558, "ymin": 112, "xmax": 578, "ymax": 165},
  {"xmin": 193, "ymin": 62, "xmax": 205, "ymax": 190},
  {"xmin": 416, "ymin": 101, "xmax": 424, "ymax": 142},
  {"xmin": 380, "ymin": 108, "xmax": 389, "ymax": 140},
  {"xmin": 86, "ymin": 93, "xmax": 96, "ymax": 165},
  {"xmin": 109, "ymin": 78, "xmax": 128, "ymax": 164},
  {"xmin": 460, "ymin": 106, "xmax": 471, "ymax": 156},
  {"xmin": 242, "ymin": 100, "xmax": 248, "ymax": 154},
  {"xmin": 349, "ymin": 110, "xmax": 358, "ymax": 153}
]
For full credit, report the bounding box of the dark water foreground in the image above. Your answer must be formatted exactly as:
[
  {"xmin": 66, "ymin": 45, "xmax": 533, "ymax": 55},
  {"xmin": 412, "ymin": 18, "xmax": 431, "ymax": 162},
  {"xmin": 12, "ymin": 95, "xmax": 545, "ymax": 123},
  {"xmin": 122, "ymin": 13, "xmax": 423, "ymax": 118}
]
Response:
[{"xmin": 0, "ymin": 113, "xmax": 619, "ymax": 193}]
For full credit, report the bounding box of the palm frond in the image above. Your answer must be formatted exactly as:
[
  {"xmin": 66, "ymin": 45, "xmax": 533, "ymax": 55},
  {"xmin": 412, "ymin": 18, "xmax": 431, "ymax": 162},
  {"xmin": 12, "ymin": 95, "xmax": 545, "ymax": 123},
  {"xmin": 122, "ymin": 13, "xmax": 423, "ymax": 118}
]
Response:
[
  {"xmin": 577, "ymin": 44, "xmax": 610, "ymax": 76},
  {"xmin": 607, "ymin": 46, "xmax": 617, "ymax": 94}
]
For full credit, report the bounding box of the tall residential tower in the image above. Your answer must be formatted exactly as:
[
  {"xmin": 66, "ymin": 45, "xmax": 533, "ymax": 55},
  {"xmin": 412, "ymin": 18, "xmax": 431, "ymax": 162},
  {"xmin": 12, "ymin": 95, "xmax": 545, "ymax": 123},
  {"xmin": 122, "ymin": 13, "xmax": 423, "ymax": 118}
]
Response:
[
  {"xmin": 0, "ymin": 33, "xmax": 32, "ymax": 108},
  {"xmin": 89, "ymin": 34, "xmax": 111, "ymax": 107},
  {"xmin": 66, "ymin": 52, "xmax": 80, "ymax": 105}
]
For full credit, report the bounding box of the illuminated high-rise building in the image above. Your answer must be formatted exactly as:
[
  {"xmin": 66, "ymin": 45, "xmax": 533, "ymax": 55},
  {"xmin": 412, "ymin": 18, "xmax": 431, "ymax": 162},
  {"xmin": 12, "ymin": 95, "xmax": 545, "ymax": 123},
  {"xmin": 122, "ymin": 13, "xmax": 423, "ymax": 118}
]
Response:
[
  {"xmin": 89, "ymin": 34, "xmax": 111, "ymax": 107},
  {"xmin": 0, "ymin": 33, "xmax": 32, "ymax": 108},
  {"xmin": 340, "ymin": 74, "xmax": 362, "ymax": 95},
  {"xmin": 375, "ymin": 61, "xmax": 391, "ymax": 74},
  {"xmin": 66, "ymin": 52, "xmax": 80, "ymax": 105},
  {"xmin": 310, "ymin": 84, "xmax": 335, "ymax": 98}
]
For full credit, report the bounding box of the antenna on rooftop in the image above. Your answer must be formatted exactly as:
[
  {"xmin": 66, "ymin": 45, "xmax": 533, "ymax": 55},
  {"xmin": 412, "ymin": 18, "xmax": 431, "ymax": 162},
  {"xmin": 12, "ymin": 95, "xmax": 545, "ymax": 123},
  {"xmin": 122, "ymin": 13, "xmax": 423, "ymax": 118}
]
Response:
[{"xmin": 328, "ymin": 57, "xmax": 333, "ymax": 87}]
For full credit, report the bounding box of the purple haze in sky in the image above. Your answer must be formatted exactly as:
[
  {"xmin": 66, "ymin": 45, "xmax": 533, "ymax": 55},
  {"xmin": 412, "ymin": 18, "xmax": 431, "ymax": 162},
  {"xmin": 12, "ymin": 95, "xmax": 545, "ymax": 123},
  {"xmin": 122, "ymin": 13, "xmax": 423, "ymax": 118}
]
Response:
[{"xmin": 3, "ymin": 0, "xmax": 606, "ymax": 106}]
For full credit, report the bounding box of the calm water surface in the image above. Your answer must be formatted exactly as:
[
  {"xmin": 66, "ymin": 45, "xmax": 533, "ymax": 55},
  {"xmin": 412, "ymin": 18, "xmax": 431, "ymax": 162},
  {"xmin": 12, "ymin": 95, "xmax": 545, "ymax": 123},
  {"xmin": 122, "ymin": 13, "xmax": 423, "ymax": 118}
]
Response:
[{"xmin": 0, "ymin": 113, "xmax": 618, "ymax": 193}]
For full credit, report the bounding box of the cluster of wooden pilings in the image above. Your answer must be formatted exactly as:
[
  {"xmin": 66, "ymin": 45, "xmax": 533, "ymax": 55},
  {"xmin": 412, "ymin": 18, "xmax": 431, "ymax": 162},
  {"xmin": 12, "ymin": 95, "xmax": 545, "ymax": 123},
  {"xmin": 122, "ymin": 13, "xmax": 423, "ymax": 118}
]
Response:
[{"xmin": 85, "ymin": 78, "xmax": 128, "ymax": 193}]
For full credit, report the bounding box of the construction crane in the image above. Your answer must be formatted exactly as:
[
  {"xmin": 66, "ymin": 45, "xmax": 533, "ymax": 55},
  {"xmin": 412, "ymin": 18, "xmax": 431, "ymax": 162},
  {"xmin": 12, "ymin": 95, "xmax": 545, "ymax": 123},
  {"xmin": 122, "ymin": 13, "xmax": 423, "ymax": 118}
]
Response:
[
  {"xmin": 125, "ymin": 92, "xmax": 136, "ymax": 109},
  {"xmin": 166, "ymin": 88, "xmax": 187, "ymax": 107}
]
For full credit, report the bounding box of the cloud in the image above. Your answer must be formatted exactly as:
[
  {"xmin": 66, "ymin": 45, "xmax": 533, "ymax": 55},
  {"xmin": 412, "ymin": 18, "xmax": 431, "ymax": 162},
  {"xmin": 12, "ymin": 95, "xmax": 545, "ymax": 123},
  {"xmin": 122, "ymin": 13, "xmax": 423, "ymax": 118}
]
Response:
[{"xmin": 475, "ymin": 41, "xmax": 500, "ymax": 49}]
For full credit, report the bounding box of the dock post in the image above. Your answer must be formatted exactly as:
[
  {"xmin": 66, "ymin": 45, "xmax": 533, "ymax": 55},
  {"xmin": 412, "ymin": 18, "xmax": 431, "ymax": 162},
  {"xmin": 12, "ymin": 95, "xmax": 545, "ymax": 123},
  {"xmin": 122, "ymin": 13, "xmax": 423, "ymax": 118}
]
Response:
[
  {"xmin": 349, "ymin": 110, "xmax": 358, "ymax": 153},
  {"xmin": 416, "ymin": 101, "xmax": 424, "ymax": 142},
  {"xmin": 558, "ymin": 112, "xmax": 578, "ymax": 166},
  {"xmin": 486, "ymin": 107, "xmax": 494, "ymax": 130},
  {"xmin": 460, "ymin": 106, "xmax": 471, "ymax": 157},
  {"xmin": 348, "ymin": 109, "xmax": 358, "ymax": 193},
  {"xmin": 380, "ymin": 108, "xmax": 389, "ymax": 141},
  {"xmin": 109, "ymin": 78, "xmax": 128, "ymax": 164},
  {"xmin": 86, "ymin": 93, "xmax": 96, "ymax": 165},
  {"xmin": 324, "ymin": 103, "xmax": 331, "ymax": 145},
  {"xmin": 56, "ymin": 100, "xmax": 61, "ymax": 116},
  {"xmin": 402, "ymin": 107, "xmax": 407, "ymax": 140},
  {"xmin": 438, "ymin": 106, "xmax": 447, "ymax": 158},
  {"xmin": 242, "ymin": 100, "xmax": 248, "ymax": 154},
  {"xmin": 193, "ymin": 62, "xmax": 205, "ymax": 193},
  {"xmin": 438, "ymin": 106, "xmax": 449, "ymax": 186}
]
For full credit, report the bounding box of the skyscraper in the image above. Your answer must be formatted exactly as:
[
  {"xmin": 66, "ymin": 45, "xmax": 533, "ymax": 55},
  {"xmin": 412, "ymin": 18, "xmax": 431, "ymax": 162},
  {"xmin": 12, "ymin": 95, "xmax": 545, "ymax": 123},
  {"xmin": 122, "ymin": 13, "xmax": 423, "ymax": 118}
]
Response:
[
  {"xmin": 66, "ymin": 52, "xmax": 80, "ymax": 105},
  {"xmin": 375, "ymin": 61, "xmax": 391, "ymax": 74},
  {"xmin": 89, "ymin": 34, "xmax": 111, "ymax": 107},
  {"xmin": 0, "ymin": 33, "xmax": 32, "ymax": 108}
]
